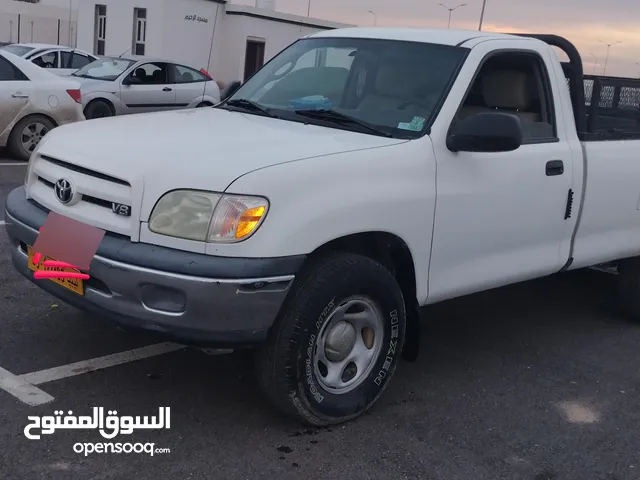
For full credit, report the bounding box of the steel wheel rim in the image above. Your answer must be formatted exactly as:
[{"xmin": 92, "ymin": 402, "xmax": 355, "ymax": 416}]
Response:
[
  {"xmin": 313, "ymin": 296, "xmax": 385, "ymax": 395},
  {"xmin": 20, "ymin": 122, "xmax": 48, "ymax": 153}
]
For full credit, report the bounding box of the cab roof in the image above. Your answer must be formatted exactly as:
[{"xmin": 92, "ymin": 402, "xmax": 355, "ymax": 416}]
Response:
[{"xmin": 309, "ymin": 27, "xmax": 521, "ymax": 47}]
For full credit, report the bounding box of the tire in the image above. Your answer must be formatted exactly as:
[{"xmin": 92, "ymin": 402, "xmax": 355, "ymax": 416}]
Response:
[
  {"xmin": 84, "ymin": 100, "xmax": 113, "ymax": 120},
  {"xmin": 196, "ymin": 102, "xmax": 213, "ymax": 108},
  {"xmin": 256, "ymin": 252, "xmax": 407, "ymax": 426},
  {"xmin": 617, "ymin": 258, "xmax": 640, "ymax": 321},
  {"xmin": 7, "ymin": 115, "xmax": 55, "ymax": 162}
]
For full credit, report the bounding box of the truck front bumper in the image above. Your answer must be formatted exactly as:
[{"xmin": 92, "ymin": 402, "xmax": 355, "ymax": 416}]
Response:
[{"xmin": 4, "ymin": 187, "xmax": 306, "ymax": 347}]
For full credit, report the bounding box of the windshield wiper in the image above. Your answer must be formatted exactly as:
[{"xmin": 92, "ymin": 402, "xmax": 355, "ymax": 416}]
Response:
[
  {"xmin": 293, "ymin": 109, "xmax": 393, "ymax": 137},
  {"xmin": 224, "ymin": 99, "xmax": 277, "ymax": 118}
]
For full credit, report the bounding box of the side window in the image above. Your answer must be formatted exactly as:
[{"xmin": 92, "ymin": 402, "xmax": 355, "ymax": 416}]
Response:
[
  {"xmin": 32, "ymin": 51, "xmax": 59, "ymax": 69},
  {"xmin": 0, "ymin": 56, "xmax": 27, "ymax": 81},
  {"xmin": 129, "ymin": 62, "xmax": 168, "ymax": 85},
  {"xmin": 456, "ymin": 52, "xmax": 557, "ymax": 143},
  {"xmin": 61, "ymin": 51, "xmax": 71, "ymax": 68},
  {"xmin": 170, "ymin": 64, "xmax": 207, "ymax": 84},
  {"xmin": 70, "ymin": 53, "xmax": 92, "ymax": 69}
]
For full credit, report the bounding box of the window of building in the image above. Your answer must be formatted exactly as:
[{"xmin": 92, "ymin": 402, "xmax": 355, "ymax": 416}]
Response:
[
  {"xmin": 132, "ymin": 8, "xmax": 147, "ymax": 56},
  {"xmin": 94, "ymin": 5, "xmax": 107, "ymax": 56},
  {"xmin": 244, "ymin": 39, "xmax": 265, "ymax": 82}
]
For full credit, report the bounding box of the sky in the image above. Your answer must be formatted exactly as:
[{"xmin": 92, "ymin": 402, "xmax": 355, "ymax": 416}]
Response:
[{"xmin": 234, "ymin": 0, "xmax": 640, "ymax": 78}]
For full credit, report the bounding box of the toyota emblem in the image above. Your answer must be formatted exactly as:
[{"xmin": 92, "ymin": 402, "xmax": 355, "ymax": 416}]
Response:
[{"xmin": 54, "ymin": 178, "xmax": 74, "ymax": 204}]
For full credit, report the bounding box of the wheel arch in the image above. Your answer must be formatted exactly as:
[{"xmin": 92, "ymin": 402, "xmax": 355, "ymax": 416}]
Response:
[
  {"xmin": 306, "ymin": 231, "xmax": 421, "ymax": 361},
  {"xmin": 84, "ymin": 97, "xmax": 116, "ymax": 117}
]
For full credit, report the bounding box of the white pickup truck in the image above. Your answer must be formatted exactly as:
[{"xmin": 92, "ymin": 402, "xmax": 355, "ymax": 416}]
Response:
[{"xmin": 5, "ymin": 28, "xmax": 640, "ymax": 426}]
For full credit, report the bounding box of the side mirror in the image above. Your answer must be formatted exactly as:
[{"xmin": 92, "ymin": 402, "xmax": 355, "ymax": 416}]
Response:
[
  {"xmin": 446, "ymin": 112, "xmax": 523, "ymax": 153},
  {"xmin": 123, "ymin": 76, "xmax": 142, "ymax": 85},
  {"xmin": 221, "ymin": 80, "xmax": 242, "ymax": 101}
]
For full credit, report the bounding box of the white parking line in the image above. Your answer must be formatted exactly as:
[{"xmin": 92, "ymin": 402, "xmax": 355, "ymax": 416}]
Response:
[
  {"xmin": 19, "ymin": 342, "xmax": 186, "ymax": 386},
  {"xmin": 0, "ymin": 162, "xmax": 27, "ymax": 166},
  {"xmin": 0, "ymin": 366, "xmax": 54, "ymax": 406}
]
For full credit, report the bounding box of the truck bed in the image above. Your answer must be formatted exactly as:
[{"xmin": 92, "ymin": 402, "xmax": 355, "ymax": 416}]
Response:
[{"xmin": 581, "ymin": 75, "xmax": 640, "ymax": 140}]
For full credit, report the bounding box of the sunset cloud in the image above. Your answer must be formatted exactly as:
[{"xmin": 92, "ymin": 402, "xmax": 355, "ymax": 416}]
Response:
[{"xmin": 234, "ymin": 0, "xmax": 640, "ymax": 77}]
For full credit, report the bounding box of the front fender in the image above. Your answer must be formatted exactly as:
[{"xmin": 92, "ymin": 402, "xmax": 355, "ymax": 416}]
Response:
[{"xmin": 210, "ymin": 138, "xmax": 437, "ymax": 303}]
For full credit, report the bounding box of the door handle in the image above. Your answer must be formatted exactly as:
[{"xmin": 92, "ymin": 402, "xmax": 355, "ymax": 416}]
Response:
[
  {"xmin": 162, "ymin": 87, "xmax": 172, "ymax": 92},
  {"xmin": 546, "ymin": 160, "xmax": 564, "ymax": 176},
  {"xmin": 12, "ymin": 93, "xmax": 29, "ymax": 99}
]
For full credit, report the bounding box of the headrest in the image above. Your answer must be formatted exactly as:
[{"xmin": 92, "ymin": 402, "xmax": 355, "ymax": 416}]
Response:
[
  {"xmin": 375, "ymin": 61, "xmax": 428, "ymax": 98},
  {"xmin": 482, "ymin": 70, "xmax": 532, "ymax": 109}
]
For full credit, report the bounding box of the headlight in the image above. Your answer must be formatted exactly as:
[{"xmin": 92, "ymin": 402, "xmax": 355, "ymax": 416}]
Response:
[{"xmin": 149, "ymin": 190, "xmax": 269, "ymax": 243}]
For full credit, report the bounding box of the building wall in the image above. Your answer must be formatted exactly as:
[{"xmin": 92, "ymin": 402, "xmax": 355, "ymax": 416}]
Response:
[
  {"xmin": 77, "ymin": 0, "xmax": 165, "ymax": 58},
  {"xmin": 75, "ymin": 0, "xmax": 352, "ymax": 83},
  {"xmin": 213, "ymin": 5, "xmax": 351, "ymax": 84},
  {"xmin": 161, "ymin": 0, "xmax": 222, "ymax": 72},
  {"xmin": 0, "ymin": 0, "xmax": 78, "ymax": 45}
]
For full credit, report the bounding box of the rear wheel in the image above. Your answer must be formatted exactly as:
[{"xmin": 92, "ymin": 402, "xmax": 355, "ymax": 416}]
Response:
[
  {"xmin": 84, "ymin": 100, "xmax": 113, "ymax": 120},
  {"xmin": 256, "ymin": 252, "xmax": 407, "ymax": 426},
  {"xmin": 196, "ymin": 102, "xmax": 213, "ymax": 108},
  {"xmin": 7, "ymin": 115, "xmax": 55, "ymax": 161}
]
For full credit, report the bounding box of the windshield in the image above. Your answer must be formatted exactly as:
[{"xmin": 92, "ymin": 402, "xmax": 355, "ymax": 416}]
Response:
[
  {"xmin": 72, "ymin": 57, "xmax": 135, "ymax": 81},
  {"xmin": 224, "ymin": 37, "xmax": 468, "ymax": 138},
  {"xmin": 0, "ymin": 45, "xmax": 35, "ymax": 57}
]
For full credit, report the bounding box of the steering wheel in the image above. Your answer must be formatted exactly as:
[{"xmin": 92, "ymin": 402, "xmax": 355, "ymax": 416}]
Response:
[{"xmin": 398, "ymin": 99, "xmax": 433, "ymax": 111}]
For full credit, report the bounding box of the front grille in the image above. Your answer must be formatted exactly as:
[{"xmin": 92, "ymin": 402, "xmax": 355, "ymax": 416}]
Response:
[
  {"xmin": 40, "ymin": 155, "xmax": 130, "ymax": 186},
  {"xmin": 37, "ymin": 176, "xmax": 123, "ymax": 210}
]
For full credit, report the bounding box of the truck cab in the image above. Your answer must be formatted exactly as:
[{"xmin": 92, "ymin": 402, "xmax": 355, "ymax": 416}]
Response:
[{"xmin": 5, "ymin": 28, "xmax": 640, "ymax": 427}]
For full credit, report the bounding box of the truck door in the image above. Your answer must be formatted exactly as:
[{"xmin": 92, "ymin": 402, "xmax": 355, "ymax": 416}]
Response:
[{"xmin": 426, "ymin": 39, "xmax": 575, "ymax": 302}]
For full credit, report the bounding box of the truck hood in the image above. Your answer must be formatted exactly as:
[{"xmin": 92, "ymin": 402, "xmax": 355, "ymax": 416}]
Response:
[{"xmin": 36, "ymin": 107, "xmax": 406, "ymax": 219}]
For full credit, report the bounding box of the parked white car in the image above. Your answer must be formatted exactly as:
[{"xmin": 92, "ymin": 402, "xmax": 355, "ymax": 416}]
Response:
[
  {"xmin": 69, "ymin": 55, "xmax": 221, "ymax": 119},
  {"xmin": 0, "ymin": 50, "xmax": 84, "ymax": 160},
  {"xmin": 0, "ymin": 43, "xmax": 97, "ymax": 76},
  {"xmin": 6, "ymin": 28, "xmax": 640, "ymax": 426}
]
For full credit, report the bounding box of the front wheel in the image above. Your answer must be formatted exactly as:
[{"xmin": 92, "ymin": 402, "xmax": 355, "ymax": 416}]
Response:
[
  {"xmin": 256, "ymin": 253, "xmax": 407, "ymax": 426},
  {"xmin": 84, "ymin": 100, "xmax": 113, "ymax": 120}
]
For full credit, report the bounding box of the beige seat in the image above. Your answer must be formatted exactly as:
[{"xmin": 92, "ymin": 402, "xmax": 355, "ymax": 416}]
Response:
[
  {"xmin": 459, "ymin": 70, "xmax": 540, "ymax": 124},
  {"xmin": 356, "ymin": 62, "xmax": 429, "ymax": 126}
]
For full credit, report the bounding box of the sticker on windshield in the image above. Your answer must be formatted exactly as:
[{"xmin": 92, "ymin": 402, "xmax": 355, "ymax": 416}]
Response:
[{"xmin": 398, "ymin": 116, "xmax": 425, "ymax": 131}]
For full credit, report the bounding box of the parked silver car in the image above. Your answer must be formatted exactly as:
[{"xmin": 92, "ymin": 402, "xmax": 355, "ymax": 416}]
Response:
[
  {"xmin": 0, "ymin": 43, "xmax": 97, "ymax": 76},
  {"xmin": 70, "ymin": 55, "xmax": 220, "ymax": 119}
]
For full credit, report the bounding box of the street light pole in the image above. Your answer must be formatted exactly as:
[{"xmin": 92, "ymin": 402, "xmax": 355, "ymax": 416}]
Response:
[
  {"xmin": 478, "ymin": 0, "xmax": 487, "ymax": 31},
  {"xmin": 599, "ymin": 39, "xmax": 621, "ymax": 77},
  {"xmin": 67, "ymin": 0, "xmax": 72, "ymax": 46},
  {"xmin": 437, "ymin": 3, "xmax": 467, "ymax": 29},
  {"xmin": 368, "ymin": 10, "xmax": 377, "ymax": 26}
]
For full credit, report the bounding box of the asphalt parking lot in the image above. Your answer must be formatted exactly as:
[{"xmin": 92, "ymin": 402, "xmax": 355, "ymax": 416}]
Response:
[{"xmin": 2, "ymin": 155, "xmax": 640, "ymax": 480}]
